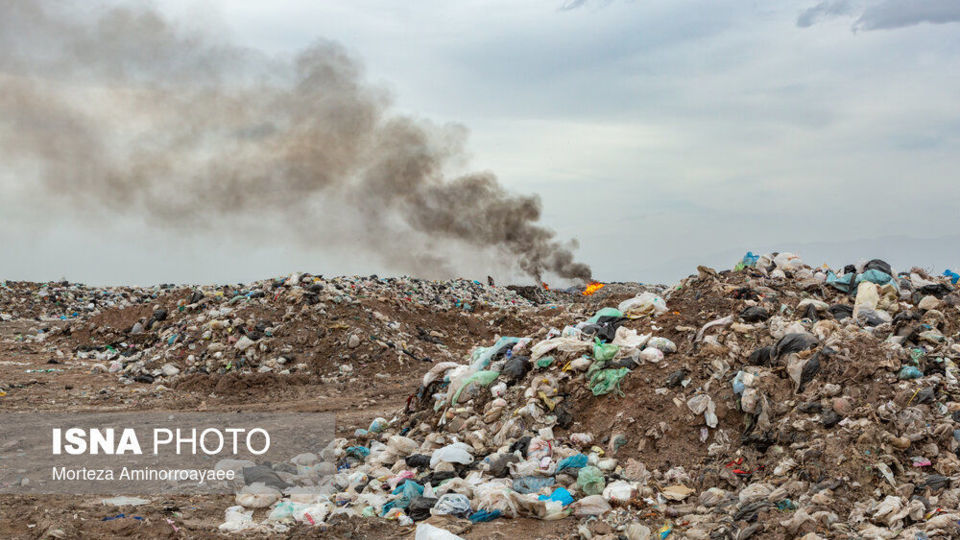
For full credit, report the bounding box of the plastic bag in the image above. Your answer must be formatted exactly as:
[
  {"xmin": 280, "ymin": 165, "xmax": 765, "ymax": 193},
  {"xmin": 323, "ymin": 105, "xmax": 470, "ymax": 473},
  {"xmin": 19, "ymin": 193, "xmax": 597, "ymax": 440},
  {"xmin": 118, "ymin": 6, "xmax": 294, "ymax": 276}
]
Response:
[
  {"xmin": 612, "ymin": 326, "xmax": 650, "ymax": 350},
  {"xmin": 468, "ymin": 509, "xmax": 502, "ymax": 522},
  {"xmin": 734, "ymin": 251, "xmax": 759, "ymax": 271},
  {"xmin": 294, "ymin": 503, "xmax": 330, "ymax": 525},
  {"xmin": 431, "ymin": 493, "xmax": 472, "ymax": 517},
  {"xmin": 408, "ymin": 496, "xmax": 438, "ymax": 521},
  {"xmin": 470, "ymin": 337, "xmax": 520, "ymax": 370},
  {"xmin": 538, "ymin": 486, "xmax": 574, "ymax": 507},
  {"xmin": 368, "ymin": 417, "xmax": 388, "ymax": 433},
  {"xmin": 825, "ymin": 271, "xmax": 856, "ymax": 294},
  {"xmin": 577, "ymin": 465, "xmax": 606, "ymax": 495},
  {"xmin": 557, "ymin": 454, "xmax": 587, "ymax": 471},
  {"xmin": 587, "ymin": 307, "xmax": 624, "ymax": 324},
  {"xmin": 638, "ymin": 347, "xmax": 664, "ymax": 363},
  {"xmin": 535, "ymin": 356, "xmax": 555, "ymax": 368},
  {"xmin": 430, "ymin": 442, "xmax": 474, "ymax": 469},
  {"xmin": 853, "ymin": 281, "xmax": 879, "ymax": 318},
  {"xmin": 618, "ymin": 292, "xmax": 667, "ymax": 318},
  {"xmin": 393, "ymin": 480, "xmax": 424, "ymax": 504},
  {"xmin": 475, "ymin": 481, "xmax": 520, "ymax": 518},
  {"xmin": 856, "ymin": 269, "xmax": 893, "ymax": 286},
  {"xmin": 512, "ymin": 475, "xmax": 555, "ymax": 494},
  {"xmin": 645, "ymin": 337, "xmax": 676, "ymax": 353},
  {"xmin": 593, "ymin": 338, "xmax": 619, "ymax": 362},
  {"xmin": 773, "ymin": 333, "xmax": 819, "ymax": 358},
  {"xmin": 387, "ymin": 435, "xmax": 419, "ymax": 456},
  {"xmin": 219, "ymin": 505, "xmax": 257, "ymax": 532},
  {"xmin": 451, "ymin": 370, "xmax": 500, "ymax": 405},
  {"xmin": 602, "ymin": 480, "xmax": 636, "ymax": 502},
  {"xmin": 527, "ymin": 437, "xmax": 553, "ymax": 460},
  {"xmin": 773, "ymin": 252, "xmax": 803, "ymax": 271},
  {"xmin": 530, "ymin": 337, "xmax": 593, "ymax": 360},
  {"xmin": 686, "ymin": 394, "xmax": 718, "ymax": 428},
  {"xmin": 415, "ymin": 523, "xmax": 465, "ymax": 540},
  {"xmin": 501, "ymin": 356, "xmax": 530, "ymax": 383},
  {"xmin": 573, "ymin": 494, "xmax": 611, "ymax": 516},
  {"xmin": 268, "ymin": 500, "xmax": 307, "ymax": 521},
  {"xmin": 590, "ymin": 367, "xmax": 630, "ymax": 396},
  {"xmin": 422, "ymin": 361, "xmax": 461, "ymax": 387},
  {"xmin": 235, "ymin": 482, "xmax": 281, "ymax": 508}
]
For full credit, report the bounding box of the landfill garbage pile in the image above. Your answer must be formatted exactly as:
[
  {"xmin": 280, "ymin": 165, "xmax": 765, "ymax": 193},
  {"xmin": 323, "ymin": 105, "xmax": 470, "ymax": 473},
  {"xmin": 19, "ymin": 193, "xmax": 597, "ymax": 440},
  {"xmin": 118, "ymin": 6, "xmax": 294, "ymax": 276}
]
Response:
[
  {"xmin": 2, "ymin": 274, "xmax": 538, "ymax": 389},
  {"xmin": 0, "ymin": 280, "xmax": 173, "ymax": 322},
  {"xmin": 219, "ymin": 253, "xmax": 960, "ymax": 539},
  {"xmin": 508, "ymin": 282, "xmax": 663, "ymax": 305}
]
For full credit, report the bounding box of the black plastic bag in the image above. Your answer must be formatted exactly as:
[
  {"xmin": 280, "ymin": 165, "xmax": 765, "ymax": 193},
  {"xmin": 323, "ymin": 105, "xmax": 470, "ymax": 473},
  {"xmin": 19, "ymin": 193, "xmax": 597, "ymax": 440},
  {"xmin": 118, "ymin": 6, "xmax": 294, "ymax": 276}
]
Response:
[
  {"xmin": 828, "ymin": 304, "xmax": 854, "ymax": 321},
  {"xmin": 863, "ymin": 259, "xmax": 892, "ymax": 276},
  {"xmin": 739, "ymin": 306, "xmax": 770, "ymax": 323},
  {"xmin": 774, "ymin": 333, "xmax": 819, "ymax": 358},
  {"xmin": 408, "ymin": 496, "xmax": 438, "ymax": 521},
  {"xmin": 502, "ymin": 355, "xmax": 531, "ymax": 383}
]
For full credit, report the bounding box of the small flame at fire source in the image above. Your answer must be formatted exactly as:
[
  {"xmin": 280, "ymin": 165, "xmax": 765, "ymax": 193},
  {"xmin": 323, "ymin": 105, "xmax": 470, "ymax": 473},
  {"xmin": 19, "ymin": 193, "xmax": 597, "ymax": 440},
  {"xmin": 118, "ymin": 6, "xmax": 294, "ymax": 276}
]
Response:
[{"xmin": 582, "ymin": 282, "xmax": 605, "ymax": 296}]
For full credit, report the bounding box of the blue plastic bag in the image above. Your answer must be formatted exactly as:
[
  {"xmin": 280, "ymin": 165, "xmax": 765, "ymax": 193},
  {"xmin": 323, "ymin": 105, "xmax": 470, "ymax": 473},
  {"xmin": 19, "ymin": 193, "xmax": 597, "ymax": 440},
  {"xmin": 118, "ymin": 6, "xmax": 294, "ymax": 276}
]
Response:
[
  {"xmin": 557, "ymin": 454, "xmax": 588, "ymax": 471},
  {"xmin": 345, "ymin": 446, "xmax": 370, "ymax": 459},
  {"xmin": 512, "ymin": 476, "xmax": 555, "ymax": 494},
  {"xmin": 826, "ymin": 272, "xmax": 856, "ymax": 294},
  {"xmin": 538, "ymin": 486, "xmax": 574, "ymax": 507},
  {"xmin": 468, "ymin": 509, "xmax": 502, "ymax": 522},
  {"xmin": 856, "ymin": 269, "xmax": 893, "ymax": 286}
]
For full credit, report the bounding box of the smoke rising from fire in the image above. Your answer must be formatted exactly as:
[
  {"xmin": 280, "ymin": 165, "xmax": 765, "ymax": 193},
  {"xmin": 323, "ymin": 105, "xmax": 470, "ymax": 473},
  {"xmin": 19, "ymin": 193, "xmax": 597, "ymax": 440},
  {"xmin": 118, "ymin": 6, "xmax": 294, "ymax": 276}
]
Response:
[{"xmin": 0, "ymin": 1, "xmax": 591, "ymax": 282}]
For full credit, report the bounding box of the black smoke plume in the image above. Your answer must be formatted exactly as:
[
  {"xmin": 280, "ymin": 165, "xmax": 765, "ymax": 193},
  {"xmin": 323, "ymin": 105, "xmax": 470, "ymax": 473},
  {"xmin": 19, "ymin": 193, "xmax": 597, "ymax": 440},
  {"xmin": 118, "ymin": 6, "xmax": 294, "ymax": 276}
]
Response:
[{"xmin": 0, "ymin": 1, "xmax": 591, "ymax": 281}]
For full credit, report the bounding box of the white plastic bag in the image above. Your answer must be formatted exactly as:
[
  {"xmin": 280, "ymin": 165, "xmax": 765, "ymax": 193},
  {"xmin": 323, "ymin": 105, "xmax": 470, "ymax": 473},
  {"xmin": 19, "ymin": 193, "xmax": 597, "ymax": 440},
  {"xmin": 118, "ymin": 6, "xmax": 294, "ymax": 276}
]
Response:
[
  {"xmin": 645, "ymin": 337, "xmax": 676, "ymax": 353},
  {"xmin": 612, "ymin": 326, "xmax": 651, "ymax": 353},
  {"xmin": 415, "ymin": 523, "xmax": 465, "ymax": 540},
  {"xmin": 386, "ymin": 435, "xmax": 419, "ymax": 456},
  {"xmin": 219, "ymin": 505, "xmax": 257, "ymax": 532},
  {"xmin": 235, "ymin": 482, "xmax": 281, "ymax": 508},
  {"xmin": 430, "ymin": 442, "xmax": 474, "ymax": 469},
  {"xmin": 574, "ymin": 494, "xmax": 612, "ymax": 516},
  {"xmin": 773, "ymin": 252, "xmax": 803, "ymax": 271},
  {"xmin": 618, "ymin": 292, "xmax": 668, "ymax": 318},
  {"xmin": 602, "ymin": 480, "xmax": 636, "ymax": 502}
]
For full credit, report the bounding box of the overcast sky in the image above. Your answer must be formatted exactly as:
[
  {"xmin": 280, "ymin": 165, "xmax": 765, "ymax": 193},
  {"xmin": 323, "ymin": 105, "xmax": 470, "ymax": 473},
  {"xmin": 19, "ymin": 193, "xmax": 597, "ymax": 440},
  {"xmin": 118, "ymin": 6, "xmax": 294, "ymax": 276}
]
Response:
[{"xmin": 2, "ymin": 0, "xmax": 960, "ymax": 286}]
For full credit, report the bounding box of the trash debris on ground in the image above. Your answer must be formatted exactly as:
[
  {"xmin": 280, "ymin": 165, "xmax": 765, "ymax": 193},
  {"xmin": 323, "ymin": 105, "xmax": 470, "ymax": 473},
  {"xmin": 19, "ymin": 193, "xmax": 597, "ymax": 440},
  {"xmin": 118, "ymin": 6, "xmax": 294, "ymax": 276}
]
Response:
[{"xmin": 4, "ymin": 252, "xmax": 960, "ymax": 538}]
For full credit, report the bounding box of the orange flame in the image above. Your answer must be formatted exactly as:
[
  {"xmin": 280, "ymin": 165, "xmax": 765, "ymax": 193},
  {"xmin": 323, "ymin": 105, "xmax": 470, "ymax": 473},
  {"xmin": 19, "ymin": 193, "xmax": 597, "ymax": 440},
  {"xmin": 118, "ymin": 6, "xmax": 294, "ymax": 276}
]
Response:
[
  {"xmin": 582, "ymin": 282, "xmax": 605, "ymax": 296},
  {"xmin": 541, "ymin": 282, "xmax": 550, "ymax": 290}
]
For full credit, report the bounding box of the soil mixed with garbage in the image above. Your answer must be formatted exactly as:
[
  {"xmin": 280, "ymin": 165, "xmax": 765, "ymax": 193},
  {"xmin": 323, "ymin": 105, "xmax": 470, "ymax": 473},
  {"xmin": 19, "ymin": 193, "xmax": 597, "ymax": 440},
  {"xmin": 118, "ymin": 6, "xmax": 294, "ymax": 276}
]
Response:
[{"xmin": 2, "ymin": 255, "xmax": 960, "ymax": 539}]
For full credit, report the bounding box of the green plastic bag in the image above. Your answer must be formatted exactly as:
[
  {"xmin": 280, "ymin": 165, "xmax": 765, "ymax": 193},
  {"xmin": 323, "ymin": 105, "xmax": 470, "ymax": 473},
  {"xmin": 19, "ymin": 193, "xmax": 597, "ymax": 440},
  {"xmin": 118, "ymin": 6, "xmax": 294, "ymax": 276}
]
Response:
[
  {"xmin": 536, "ymin": 356, "xmax": 555, "ymax": 369},
  {"xmin": 593, "ymin": 338, "xmax": 619, "ymax": 362},
  {"xmin": 452, "ymin": 370, "xmax": 500, "ymax": 404},
  {"xmin": 590, "ymin": 367, "xmax": 630, "ymax": 396},
  {"xmin": 587, "ymin": 307, "xmax": 623, "ymax": 324},
  {"xmin": 577, "ymin": 465, "xmax": 606, "ymax": 496}
]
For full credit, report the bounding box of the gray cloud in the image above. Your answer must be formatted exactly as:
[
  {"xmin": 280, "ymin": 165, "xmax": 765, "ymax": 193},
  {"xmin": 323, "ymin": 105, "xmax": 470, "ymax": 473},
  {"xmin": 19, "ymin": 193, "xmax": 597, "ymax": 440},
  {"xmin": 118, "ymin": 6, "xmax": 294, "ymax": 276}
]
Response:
[
  {"xmin": 798, "ymin": 0, "xmax": 960, "ymax": 30},
  {"xmin": 559, "ymin": 0, "xmax": 609, "ymax": 11},
  {"xmin": 797, "ymin": 0, "xmax": 855, "ymax": 27},
  {"xmin": 857, "ymin": 0, "xmax": 960, "ymax": 30}
]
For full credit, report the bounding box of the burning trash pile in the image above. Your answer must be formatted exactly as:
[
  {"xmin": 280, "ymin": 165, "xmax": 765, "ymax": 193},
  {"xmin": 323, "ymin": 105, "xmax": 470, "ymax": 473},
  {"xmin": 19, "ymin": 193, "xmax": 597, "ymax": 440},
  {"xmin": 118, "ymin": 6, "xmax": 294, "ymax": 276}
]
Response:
[{"xmin": 217, "ymin": 253, "xmax": 960, "ymax": 539}]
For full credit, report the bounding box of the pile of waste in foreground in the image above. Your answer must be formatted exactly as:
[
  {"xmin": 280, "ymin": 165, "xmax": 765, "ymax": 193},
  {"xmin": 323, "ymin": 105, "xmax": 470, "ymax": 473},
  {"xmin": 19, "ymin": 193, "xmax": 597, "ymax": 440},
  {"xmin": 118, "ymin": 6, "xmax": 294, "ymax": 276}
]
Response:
[{"xmin": 214, "ymin": 253, "xmax": 960, "ymax": 539}]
